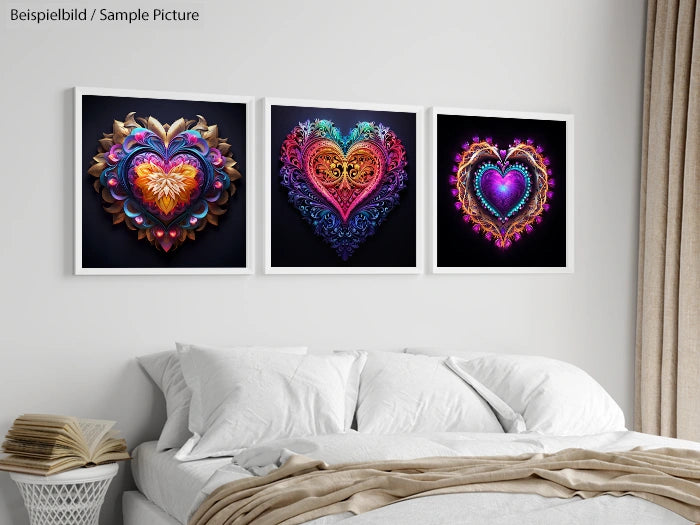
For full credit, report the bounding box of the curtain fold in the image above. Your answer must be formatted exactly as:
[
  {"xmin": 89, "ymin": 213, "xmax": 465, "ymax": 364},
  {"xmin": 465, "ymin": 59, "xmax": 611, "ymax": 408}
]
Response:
[{"xmin": 635, "ymin": 0, "xmax": 699, "ymax": 441}]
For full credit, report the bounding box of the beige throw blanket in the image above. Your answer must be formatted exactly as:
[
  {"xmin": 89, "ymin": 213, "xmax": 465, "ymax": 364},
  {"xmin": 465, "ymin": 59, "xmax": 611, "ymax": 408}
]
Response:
[{"xmin": 190, "ymin": 448, "xmax": 700, "ymax": 525}]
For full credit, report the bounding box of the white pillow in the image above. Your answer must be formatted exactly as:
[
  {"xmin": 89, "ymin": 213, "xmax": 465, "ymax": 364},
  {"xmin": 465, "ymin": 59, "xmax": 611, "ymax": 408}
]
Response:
[
  {"xmin": 137, "ymin": 350, "xmax": 192, "ymax": 451},
  {"xmin": 137, "ymin": 344, "xmax": 307, "ymax": 451},
  {"xmin": 405, "ymin": 347, "xmax": 492, "ymax": 360},
  {"xmin": 445, "ymin": 357, "xmax": 526, "ymax": 433},
  {"xmin": 175, "ymin": 346, "xmax": 366, "ymax": 460},
  {"xmin": 447, "ymin": 354, "xmax": 626, "ymax": 435},
  {"xmin": 355, "ymin": 352, "xmax": 503, "ymax": 434}
]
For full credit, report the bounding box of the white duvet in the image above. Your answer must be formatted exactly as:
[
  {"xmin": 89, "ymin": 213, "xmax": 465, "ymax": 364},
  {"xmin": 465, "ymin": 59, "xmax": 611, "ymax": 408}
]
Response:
[{"xmin": 139, "ymin": 431, "xmax": 700, "ymax": 525}]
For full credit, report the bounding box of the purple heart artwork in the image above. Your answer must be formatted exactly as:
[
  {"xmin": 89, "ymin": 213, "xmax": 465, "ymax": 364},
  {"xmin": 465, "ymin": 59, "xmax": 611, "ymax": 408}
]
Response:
[
  {"xmin": 476, "ymin": 164, "xmax": 530, "ymax": 218},
  {"xmin": 451, "ymin": 136, "xmax": 554, "ymax": 249}
]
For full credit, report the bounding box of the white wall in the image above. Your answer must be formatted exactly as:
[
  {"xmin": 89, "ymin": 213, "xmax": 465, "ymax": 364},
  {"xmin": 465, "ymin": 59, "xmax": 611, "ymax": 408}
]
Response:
[{"xmin": 0, "ymin": 0, "xmax": 646, "ymax": 523}]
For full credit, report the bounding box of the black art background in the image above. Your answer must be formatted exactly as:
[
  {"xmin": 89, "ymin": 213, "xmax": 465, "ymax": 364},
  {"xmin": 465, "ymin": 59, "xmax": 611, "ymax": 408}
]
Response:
[
  {"xmin": 81, "ymin": 95, "xmax": 247, "ymax": 268},
  {"xmin": 437, "ymin": 114, "xmax": 567, "ymax": 268},
  {"xmin": 270, "ymin": 105, "xmax": 417, "ymax": 268}
]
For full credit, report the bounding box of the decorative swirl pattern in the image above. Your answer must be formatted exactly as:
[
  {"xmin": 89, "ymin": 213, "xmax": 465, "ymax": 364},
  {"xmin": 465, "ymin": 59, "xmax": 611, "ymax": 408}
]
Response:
[
  {"xmin": 451, "ymin": 136, "xmax": 553, "ymax": 249},
  {"xmin": 88, "ymin": 113, "xmax": 241, "ymax": 252},
  {"xmin": 304, "ymin": 139, "xmax": 385, "ymax": 222},
  {"xmin": 280, "ymin": 120, "xmax": 407, "ymax": 260}
]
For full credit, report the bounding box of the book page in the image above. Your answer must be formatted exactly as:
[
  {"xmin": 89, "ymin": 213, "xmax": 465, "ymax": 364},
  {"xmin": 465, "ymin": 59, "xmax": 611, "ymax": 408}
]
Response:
[
  {"xmin": 0, "ymin": 453, "xmax": 86, "ymax": 475},
  {"xmin": 76, "ymin": 419, "xmax": 115, "ymax": 457}
]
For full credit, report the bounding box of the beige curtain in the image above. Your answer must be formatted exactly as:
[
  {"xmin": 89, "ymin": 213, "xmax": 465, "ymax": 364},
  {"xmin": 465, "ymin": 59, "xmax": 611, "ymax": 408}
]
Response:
[{"xmin": 635, "ymin": 0, "xmax": 699, "ymax": 441}]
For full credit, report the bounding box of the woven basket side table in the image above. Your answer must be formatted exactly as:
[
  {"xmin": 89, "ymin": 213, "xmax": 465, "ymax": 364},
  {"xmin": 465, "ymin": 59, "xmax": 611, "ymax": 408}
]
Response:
[{"xmin": 10, "ymin": 463, "xmax": 118, "ymax": 525}]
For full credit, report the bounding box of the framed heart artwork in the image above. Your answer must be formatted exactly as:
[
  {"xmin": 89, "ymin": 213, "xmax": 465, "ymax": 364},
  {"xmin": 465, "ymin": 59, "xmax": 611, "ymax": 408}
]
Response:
[
  {"xmin": 265, "ymin": 98, "xmax": 423, "ymax": 274},
  {"xmin": 432, "ymin": 107, "xmax": 574, "ymax": 273},
  {"xmin": 75, "ymin": 87, "xmax": 254, "ymax": 275}
]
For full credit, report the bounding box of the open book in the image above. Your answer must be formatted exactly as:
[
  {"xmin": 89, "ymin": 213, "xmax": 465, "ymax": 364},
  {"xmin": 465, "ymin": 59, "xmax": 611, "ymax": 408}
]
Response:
[{"xmin": 0, "ymin": 414, "xmax": 130, "ymax": 475}]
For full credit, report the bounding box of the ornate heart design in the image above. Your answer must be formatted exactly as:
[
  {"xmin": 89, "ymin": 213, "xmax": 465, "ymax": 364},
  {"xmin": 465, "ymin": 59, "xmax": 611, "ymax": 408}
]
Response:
[
  {"xmin": 280, "ymin": 120, "xmax": 407, "ymax": 260},
  {"xmin": 89, "ymin": 113, "xmax": 241, "ymax": 252},
  {"xmin": 452, "ymin": 137, "xmax": 552, "ymax": 249},
  {"xmin": 474, "ymin": 162, "xmax": 531, "ymax": 219}
]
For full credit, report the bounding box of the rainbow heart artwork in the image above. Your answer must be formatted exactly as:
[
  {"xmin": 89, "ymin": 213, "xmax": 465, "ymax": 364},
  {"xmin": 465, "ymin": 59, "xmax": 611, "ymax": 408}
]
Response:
[
  {"xmin": 451, "ymin": 136, "xmax": 554, "ymax": 249},
  {"xmin": 279, "ymin": 120, "xmax": 407, "ymax": 260},
  {"xmin": 89, "ymin": 113, "xmax": 241, "ymax": 252}
]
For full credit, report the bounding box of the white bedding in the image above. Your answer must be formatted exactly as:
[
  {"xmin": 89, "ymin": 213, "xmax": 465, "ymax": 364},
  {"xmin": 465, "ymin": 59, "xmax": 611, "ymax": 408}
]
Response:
[
  {"xmin": 123, "ymin": 491, "xmax": 180, "ymax": 525},
  {"xmin": 131, "ymin": 432, "xmax": 700, "ymax": 525},
  {"xmin": 131, "ymin": 442, "xmax": 249, "ymax": 524}
]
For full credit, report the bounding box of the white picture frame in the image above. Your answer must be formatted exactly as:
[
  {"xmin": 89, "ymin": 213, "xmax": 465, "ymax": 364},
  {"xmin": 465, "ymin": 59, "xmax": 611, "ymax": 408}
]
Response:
[
  {"xmin": 264, "ymin": 97, "xmax": 424, "ymax": 275},
  {"xmin": 431, "ymin": 106, "xmax": 574, "ymax": 274},
  {"xmin": 74, "ymin": 87, "xmax": 255, "ymax": 275}
]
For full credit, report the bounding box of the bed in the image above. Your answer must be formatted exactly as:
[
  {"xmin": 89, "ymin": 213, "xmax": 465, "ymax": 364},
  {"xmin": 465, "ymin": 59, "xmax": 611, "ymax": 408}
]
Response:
[{"xmin": 126, "ymin": 345, "xmax": 700, "ymax": 525}]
